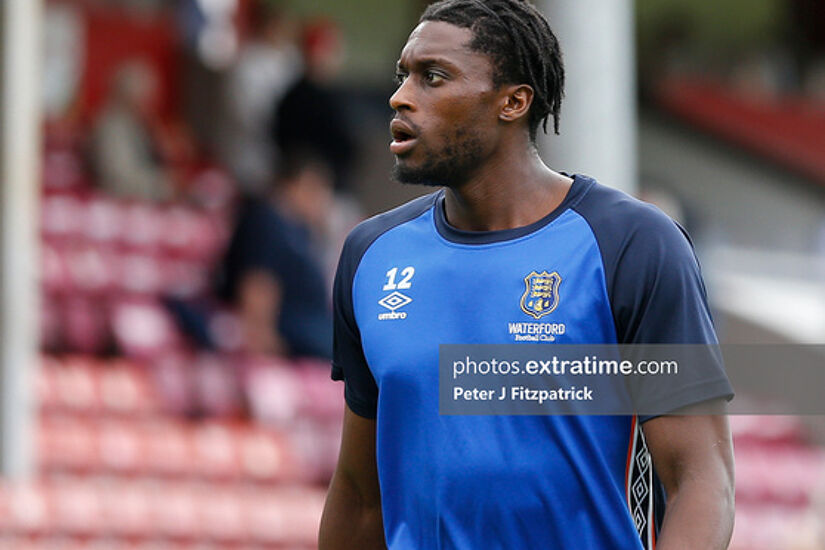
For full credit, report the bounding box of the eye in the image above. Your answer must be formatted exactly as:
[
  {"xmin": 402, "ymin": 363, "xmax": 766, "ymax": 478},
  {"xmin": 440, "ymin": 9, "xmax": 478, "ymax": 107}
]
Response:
[
  {"xmin": 394, "ymin": 71, "xmax": 408, "ymax": 85},
  {"xmin": 424, "ymin": 70, "xmax": 445, "ymax": 84}
]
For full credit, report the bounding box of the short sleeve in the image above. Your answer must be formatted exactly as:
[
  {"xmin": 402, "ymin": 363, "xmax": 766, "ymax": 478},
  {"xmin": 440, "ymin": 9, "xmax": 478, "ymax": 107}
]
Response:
[
  {"xmin": 610, "ymin": 216, "xmax": 717, "ymax": 345},
  {"xmin": 573, "ymin": 181, "xmax": 733, "ymax": 418},
  {"xmin": 331, "ymin": 234, "xmax": 379, "ymax": 419},
  {"xmin": 613, "ymin": 215, "xmax": 733, "ymax": 418}
]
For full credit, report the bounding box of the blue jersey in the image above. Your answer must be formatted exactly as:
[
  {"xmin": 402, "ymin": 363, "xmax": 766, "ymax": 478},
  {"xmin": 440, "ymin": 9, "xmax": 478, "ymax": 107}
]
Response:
[{"xmin": 332, "ymin": 175, "xmax": 732, "ymax": 549}]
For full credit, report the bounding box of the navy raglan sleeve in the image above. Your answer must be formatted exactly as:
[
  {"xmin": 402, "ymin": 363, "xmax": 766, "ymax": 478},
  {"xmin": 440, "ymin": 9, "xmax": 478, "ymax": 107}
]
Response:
[
  {"xmin": 330, "ymin": 192, "xmax": 440, "ymax": 419},
  {"xmin": 608, "ymin": 212, "xmax": 718, "ymax": 346},
  {"xmin": 574, "ymin": 183, "xmax": 733, "ymax": 415},
  {"xmin": 331, "ymin": 233, "xmax": 379, "ymax": 419}
]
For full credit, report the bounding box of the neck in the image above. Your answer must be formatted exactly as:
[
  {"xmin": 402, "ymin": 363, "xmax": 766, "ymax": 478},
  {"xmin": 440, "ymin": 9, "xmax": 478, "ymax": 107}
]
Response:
[{"xmin": 443, "ymin": 142, "xmax": 572, "ymax": 232}]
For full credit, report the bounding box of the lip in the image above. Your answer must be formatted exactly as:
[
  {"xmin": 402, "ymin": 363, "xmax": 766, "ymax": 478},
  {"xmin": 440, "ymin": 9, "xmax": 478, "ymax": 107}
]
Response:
[
  {"xmin": 390, "ymin": 137, "xmax": 418, "ymax": 155},
  {"xmin": 390, "ymin": 119, "xmax": 418, "ymax": 155}
]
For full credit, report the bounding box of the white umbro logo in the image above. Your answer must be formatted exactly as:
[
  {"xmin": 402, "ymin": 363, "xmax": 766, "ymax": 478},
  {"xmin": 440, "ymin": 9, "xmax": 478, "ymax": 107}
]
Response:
[
  {"xmin": 378, "ymin": 291, "xmax": 411, "ymax": 320},
  {"xmin": 379, "ymin": 291, "xmax": 412, "ymax": 311}
]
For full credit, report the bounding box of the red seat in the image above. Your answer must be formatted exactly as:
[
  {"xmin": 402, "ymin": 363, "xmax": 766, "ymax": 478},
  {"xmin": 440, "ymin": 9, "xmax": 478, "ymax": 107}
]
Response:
[
  {"xmin": 120, "ymin": 203, "xmax": 163, "ymax": 252},
  {"xmin": 139, "ymin": 420, "xmax": 192, "ymax": 478},
  {"xmin": 41, "ymin": 194, "xmax": 84, "ymax": 241},
  {"xmin": 147, "ymin": 482, "xmax": 199, "ymax": 540},
  {"xmin": 97, "ymin": 419, "xmax": 143, "ymax": 474},
  {"xmin": 730, "ymin": 415, "xmax": 807, "ymax": 446},
  {"xmin": 193, "ymin": 355, "xmax": 244, "ymax": 419},
  {"xmin": 84, "ymin": 195, "xmax": 124, "ymax": 245},
  {"xmin": 115, "ymin": 253, "xmax": 164, "ymax": 296},
  {"xmin": 242, "ymin": 487, "xmax": 324, "ymax": 546},
  {"xmin": 50, "ymin": 478, "xmax": 103, "ymax": 536},
  {"xmin": 195, "ymin": 484, "xmax": 246, "ymax": 542},
  {"xmin": 110, "ymin": 299, "xmax": 183, "ymax": 360},
  {"xmin": 41, "ymin": 245, "xmax": 70, "ymax": 295},
  {"xmin": 730, "ymin": 502, "xmax": 822, "ymax": 550},
  {"xmin": 190, "ymin": 422, "xmax": 240, "ymax": 480},
  {"xmin": 38, "ymin": 415, "xmax": 97, "ymax": 472},
  {"xmin": 242, "ymin": 358, "xmax": 302, "ymax": 425},
  {"xmin": 0, "ymin": 481, "xmax": 51, "ymax": 534},
  {"xmin": 97, "ymin": 479, "xmax": 153, "ymax": 539},
  {"xmin": 62, "ymin": 297, "xmax": 111, "ymax": 355},
  {"xmin": 49, "ymin": 357, "xmax": 101, "ymax": 414},
  {"xmin": 98, "ymin": 361, "xmax": 159, "ymax": 416},
  {"xmin": 237, "ymin": 426, "xmax": 296, "ymax": 483}
]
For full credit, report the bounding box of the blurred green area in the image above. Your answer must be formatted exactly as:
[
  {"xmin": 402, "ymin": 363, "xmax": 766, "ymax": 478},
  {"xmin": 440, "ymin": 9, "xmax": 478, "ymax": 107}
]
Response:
[
  {"xmin": 277, "ymin": 0, "xmax": 791, "ymax": 85},
  {"xmin": 637, "ymin": 0, "xmax": 786, "ymax": 65},
  {"xmin": 281, "ymin": 0, "xmax": 418, "ymax": 86}
]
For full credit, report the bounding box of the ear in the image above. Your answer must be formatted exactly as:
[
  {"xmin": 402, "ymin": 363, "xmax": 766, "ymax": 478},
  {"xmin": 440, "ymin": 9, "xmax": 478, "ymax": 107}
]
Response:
[{"xmin": 498, "ymin": 84, "xmax": 534, "ymax": 124}]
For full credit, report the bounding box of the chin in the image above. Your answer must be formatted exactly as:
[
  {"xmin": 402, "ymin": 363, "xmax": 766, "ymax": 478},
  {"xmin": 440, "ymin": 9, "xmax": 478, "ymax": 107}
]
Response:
[{"xmin": 392, "ymin": 161, "xmax": 443, "ymax": 187}]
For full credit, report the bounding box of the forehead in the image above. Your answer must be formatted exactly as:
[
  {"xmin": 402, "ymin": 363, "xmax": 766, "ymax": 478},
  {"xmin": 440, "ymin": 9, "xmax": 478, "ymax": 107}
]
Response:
[{"xmin": 397, "ymin": 20, "xmax": 490, "ymax": 73}]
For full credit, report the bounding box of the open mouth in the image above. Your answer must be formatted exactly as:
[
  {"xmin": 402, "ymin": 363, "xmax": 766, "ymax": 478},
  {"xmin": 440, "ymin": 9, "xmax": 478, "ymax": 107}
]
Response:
[
  {"xmin": 391, "ymin": 127, "xmax": 415, "ymax": 142},
  {"xmin": 390, "ymin": 120, "xmax": 418, "ymax": 155}
]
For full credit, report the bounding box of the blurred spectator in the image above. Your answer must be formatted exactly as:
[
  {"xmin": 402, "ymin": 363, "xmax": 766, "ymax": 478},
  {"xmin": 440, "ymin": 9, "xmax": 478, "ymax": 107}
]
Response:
[
  {"xmin": 271, "ymin": 17, "xmax": 355, "ymax": 192},
  {"xmin": 176, "ymin": 0, "xmax": 238, "ymax": 159},
  {"xmin": 222, "ymin": 1, "xmax": 301, "ymax": 193},
  {"xmin": 90, "ymin": 60, "xmax": 177, "ymax": 201},
  {"xmin": 216, "ymin": 152, "xmax": 335, "ymax": 359},
  {"xmin": 42, "ymin": 3, "xmax": 84, "ymax": 120}
]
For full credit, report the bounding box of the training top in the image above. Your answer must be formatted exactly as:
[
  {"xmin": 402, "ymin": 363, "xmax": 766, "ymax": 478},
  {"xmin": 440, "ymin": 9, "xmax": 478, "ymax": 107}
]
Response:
[{"xmin": 331, "ymin": 175, "xmax": 733, "ymax": 550}]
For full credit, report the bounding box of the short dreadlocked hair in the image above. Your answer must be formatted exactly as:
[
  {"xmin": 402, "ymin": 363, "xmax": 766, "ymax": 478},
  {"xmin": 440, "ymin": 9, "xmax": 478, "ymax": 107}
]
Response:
[{"xmin": 420, "ymin": 0, "xmax": 564, "ymax": 139}]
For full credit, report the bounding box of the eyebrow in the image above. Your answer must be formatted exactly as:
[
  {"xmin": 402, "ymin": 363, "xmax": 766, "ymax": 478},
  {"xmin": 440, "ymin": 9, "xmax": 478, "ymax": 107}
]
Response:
[{"xmin": 396, "ymin": 55, "xmax": 460, "ymax": 72}]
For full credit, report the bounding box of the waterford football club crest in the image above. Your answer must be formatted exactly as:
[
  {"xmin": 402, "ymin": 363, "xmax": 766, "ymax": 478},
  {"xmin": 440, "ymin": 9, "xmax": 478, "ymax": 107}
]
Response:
[{"xmin": 520, "ymin": 271, "xmax": 562, "ymax": 319}]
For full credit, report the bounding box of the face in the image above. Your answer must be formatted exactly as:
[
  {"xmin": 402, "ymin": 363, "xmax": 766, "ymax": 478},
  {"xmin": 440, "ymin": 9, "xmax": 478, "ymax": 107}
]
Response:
[{"xmin": 389, "ymin": 21, "xmax": 503, "ymax": 187}]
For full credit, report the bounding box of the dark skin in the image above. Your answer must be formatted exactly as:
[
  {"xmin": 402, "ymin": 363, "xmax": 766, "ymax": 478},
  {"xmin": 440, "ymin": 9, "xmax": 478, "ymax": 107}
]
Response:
[{"xmin": 319, "ymin": 21, "xmax": 735, "ymax": 550}]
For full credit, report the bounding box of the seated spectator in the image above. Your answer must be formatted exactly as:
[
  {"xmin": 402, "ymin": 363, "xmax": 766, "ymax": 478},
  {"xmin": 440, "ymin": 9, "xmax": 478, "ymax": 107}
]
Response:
[
  {"xmin": 90, "ymin": 59, "xmax": 178, "ymax": 201},
  {"xmin": 216, "ymin": 153, "xmax": 334, "ymax": 359}
]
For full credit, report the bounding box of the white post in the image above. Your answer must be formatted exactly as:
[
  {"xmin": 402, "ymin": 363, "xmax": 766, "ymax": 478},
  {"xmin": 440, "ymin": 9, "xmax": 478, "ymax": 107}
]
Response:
[
  {"xmin": 540, "ymin": 0, "xmax": 638, "ymax": 195},
  {"xmin": 0, "ymin": 0, "xmax": 43, "ymax": 478}
]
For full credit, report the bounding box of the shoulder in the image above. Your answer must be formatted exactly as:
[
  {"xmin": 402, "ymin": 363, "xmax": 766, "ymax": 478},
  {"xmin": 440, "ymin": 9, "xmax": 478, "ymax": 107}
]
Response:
[
  {"xmin": 573, "ymin": 177, "xmax": 688, "ymax": 245},
  {"xmin": 340, "ymin": 191, "xmax": 439, "ymax": 268},
  {"xmin": 568, "ymin": 177, "xmax": 716, "ymax": 344},
  {"xmin": 570, "ymin": 176, "xmax": 695, "ymax": 268}
]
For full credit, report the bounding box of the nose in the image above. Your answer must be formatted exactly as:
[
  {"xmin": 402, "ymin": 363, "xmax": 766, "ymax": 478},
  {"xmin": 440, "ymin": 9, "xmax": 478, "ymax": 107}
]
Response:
[{"xmin": 389, "ymin": 78, "xmax": 414, "ymax": 112}]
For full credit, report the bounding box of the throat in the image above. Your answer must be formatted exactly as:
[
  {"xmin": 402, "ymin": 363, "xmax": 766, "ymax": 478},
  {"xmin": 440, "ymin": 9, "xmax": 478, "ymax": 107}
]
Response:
[{"xmin": 443, "ymin": 170, "xmax": 573, "ymax": 232}]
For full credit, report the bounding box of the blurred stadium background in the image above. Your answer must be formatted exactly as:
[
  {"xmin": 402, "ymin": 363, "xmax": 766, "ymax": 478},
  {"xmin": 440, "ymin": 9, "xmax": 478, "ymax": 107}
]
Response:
[{"xmin": 0, "ymin": 0, "xmax": 824, "ymax": 548}]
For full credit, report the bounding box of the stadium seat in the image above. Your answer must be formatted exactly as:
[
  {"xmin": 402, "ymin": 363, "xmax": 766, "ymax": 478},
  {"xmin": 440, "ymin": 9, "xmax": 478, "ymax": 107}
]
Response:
[{"xmin": 110, "ymin": 299, "xmax": 184, "ymax": 359}]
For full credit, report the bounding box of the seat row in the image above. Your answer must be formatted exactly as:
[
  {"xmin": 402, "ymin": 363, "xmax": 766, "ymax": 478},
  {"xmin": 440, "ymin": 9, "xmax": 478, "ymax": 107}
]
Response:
[
  {"xmin": 0, "ymin": 477, "xmax": 323, "ymax": 546},
  {"xmin": 41, "ymin": 193, "xmax": 228, "ymax": 264},
  {"xmin": 38, "ymin": 414, "xmax": 339, "ymax": 484},
  {"xmin": 37, "ymin": 355, "xmax": 343, "ymax": 423}
]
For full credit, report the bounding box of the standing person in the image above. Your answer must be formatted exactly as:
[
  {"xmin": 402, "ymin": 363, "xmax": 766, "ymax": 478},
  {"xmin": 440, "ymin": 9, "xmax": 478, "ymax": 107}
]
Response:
[
  {"xmin": 223, "ymin": 1, "xmax": 301, "ymax": 193},
  {"xmin": 320, "ymin": 1, "xmax": 735, "ymax": 550},
  {"xmin": 272, "ymin": 18, "xmax": 355, "ymax": 192}
]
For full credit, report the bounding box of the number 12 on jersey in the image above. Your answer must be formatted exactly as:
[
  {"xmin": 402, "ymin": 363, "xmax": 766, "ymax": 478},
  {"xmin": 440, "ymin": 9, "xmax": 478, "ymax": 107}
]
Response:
[{"xmin": 383, "ymin": 266, "xmax": 415, "ymax": 291}]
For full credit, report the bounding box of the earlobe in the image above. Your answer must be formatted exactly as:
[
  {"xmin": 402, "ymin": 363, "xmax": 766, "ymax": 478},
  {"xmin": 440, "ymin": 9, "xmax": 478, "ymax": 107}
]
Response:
[{"xmin": 499, "ymin": 85, "xmax": 534, "ymax": 123}]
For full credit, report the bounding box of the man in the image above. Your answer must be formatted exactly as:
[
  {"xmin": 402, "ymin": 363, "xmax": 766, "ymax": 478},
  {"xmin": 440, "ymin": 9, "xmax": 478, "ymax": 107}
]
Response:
[
  {"xmin": 217, "ymin": 153, "xmax": 334, "ymax": 359},
  {"xmin": 320, "ymin": 1, "xmax": 735, "ymax": 549}
]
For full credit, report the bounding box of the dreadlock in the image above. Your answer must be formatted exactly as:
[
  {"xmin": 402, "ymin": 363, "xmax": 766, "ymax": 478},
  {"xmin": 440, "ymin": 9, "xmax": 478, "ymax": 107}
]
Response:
[{"xmin": 421, "ymin": 0, "xmax": 564, "ymax": 140}]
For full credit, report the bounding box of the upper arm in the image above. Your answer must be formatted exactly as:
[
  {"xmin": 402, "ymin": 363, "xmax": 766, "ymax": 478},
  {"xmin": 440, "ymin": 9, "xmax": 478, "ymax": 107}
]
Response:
[
  {"xmin": 319, "ymin": 404, "xmax": 385, "ymax": 550},
  {"xmin": 335, "ymin": 404, "xmax": 382, "ymax": 507},
  {"xmin": 642, "ymin": 405, "xmax": 735, "ymax": 497}
]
